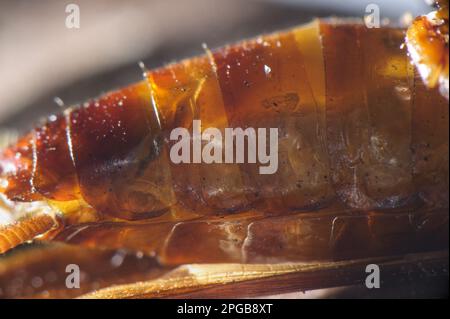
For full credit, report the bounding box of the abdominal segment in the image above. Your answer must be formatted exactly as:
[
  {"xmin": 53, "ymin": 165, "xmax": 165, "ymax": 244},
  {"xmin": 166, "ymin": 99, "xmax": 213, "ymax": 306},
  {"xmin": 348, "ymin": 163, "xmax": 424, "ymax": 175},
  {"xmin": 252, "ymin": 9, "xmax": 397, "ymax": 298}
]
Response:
[{"xmin": 0, "ymin": 20, "xmax": 448, "ymax": 227}]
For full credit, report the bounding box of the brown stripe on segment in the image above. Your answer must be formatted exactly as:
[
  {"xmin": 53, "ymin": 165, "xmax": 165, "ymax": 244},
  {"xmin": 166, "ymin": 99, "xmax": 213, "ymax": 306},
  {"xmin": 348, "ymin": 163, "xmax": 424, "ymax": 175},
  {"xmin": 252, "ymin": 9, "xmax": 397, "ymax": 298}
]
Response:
[
  {"xmin": 147, "ymin": 63, "xmax": 195, "ymax": 130},
  {"xmin": 212, "ymin": 28, "xmax": 333, "ymax": 213},
  {"xmin": 184, "ymin": 52, "xmax": 248, "ymax": 212},
  {"xmin": 411, "ymin": 69, "xmax": 449, "ymax": 208},
  {"xmin": 291, "ymin": 21, "xmax": 335, "ymax": 207},
  {"xmin": 293, "ymin": 20, "xmax": 328, "ymax": 159},
  {"xmin": 293, "ymin": 20, "xmax": 326, "ymax": 112},
  {"xmin": 33, "ymin": 114, "xmax": 80, "ymax": 201},
  {"xmin": 358, "ymin": 27, "xmax": 415, "ymax": 208},
  {"xmin": 68, "ymin": 82, "xmax": 175, "ymax": 220},
  {"xmin": 261, "ymin": 30, "xmax": 333, "ymax": 210},
  {"xmin": 148, "ymin": 61, "xmax": 205, "ymax": 212},
  {"xmin": 148, "ymin": 54, "xmax": 249, "ymax": 214},
  {"xmin": 320, "ymin": 22, "xmax": 373, "ymax": 209},
  {"xmin": 212, "ymin": 40, "xmax": 267, "ymax": 210}
]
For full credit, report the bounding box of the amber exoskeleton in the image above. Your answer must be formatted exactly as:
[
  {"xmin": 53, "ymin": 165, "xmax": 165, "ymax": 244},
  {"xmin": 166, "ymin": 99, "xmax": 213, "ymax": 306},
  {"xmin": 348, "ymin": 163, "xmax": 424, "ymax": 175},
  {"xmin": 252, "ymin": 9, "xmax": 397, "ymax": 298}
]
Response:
[{"xmin": 0, "ymin": 18, "xmax": 448, "ymax": 298}]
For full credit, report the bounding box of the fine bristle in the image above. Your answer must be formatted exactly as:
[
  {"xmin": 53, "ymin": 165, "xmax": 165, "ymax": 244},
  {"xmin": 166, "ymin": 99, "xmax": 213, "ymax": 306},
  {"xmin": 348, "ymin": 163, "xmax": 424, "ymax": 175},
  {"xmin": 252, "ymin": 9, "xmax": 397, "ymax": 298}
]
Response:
[{"xmin": 0, "ymin": 214, "xmax": 56, "ymax": 254}]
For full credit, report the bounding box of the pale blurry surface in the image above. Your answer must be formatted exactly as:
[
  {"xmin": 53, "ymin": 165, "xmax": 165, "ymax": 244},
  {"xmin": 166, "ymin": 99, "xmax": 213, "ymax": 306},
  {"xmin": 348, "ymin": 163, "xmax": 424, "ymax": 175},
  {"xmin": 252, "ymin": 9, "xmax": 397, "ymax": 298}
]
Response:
[{"xmin": 0, "ymin": 0, "xmax": 429, "ymax": 130}]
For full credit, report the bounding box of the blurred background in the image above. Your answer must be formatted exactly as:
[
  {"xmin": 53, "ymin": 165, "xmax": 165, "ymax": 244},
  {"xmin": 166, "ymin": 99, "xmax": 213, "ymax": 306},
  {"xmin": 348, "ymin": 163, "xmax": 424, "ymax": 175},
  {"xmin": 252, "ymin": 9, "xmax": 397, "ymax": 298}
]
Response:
[{"xmin": 0, "ymin": 0, "xmax": 431, "ymax": 132}]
